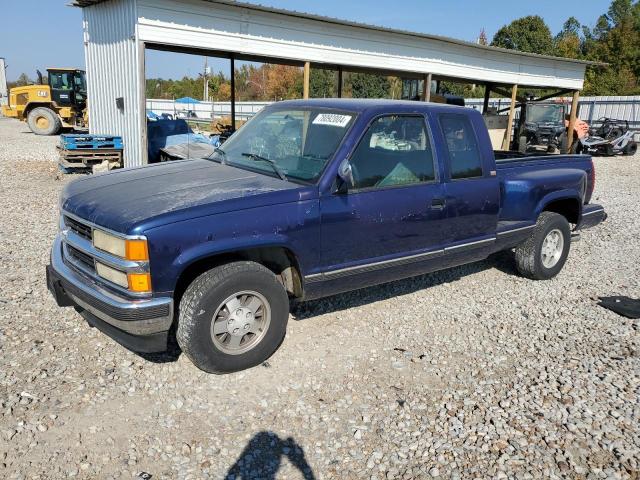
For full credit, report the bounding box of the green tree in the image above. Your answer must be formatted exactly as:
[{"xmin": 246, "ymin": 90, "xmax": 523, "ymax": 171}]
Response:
[
  {"xmin": 555, "ymin": 17, "xmax": 583, "ymax": 58},
  {"xmin": 581, "ymin": 0, "xmax": 640, "ymax": 95},
  {"xmin": 491, "ymin": 15, "xmax": 554, "ymax": 55},
  {"xmin": 8, "ymin": 72, "xmax": 33, "ymax": 90},
  {"xmin": 310, "ymin": 68, "xmax": 336, "ymax": 98},
  {"xmin": 347, "ymin": 72, "xmax": 390, "ymax": 98}
]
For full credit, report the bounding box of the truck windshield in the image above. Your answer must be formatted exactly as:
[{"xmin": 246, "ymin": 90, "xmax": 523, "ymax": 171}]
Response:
[
  {"xmin": 527, "ymin": 104, "xmax": 564, "ymax": 124},
  {"xmin": 211, "ymin": 108, "xmax": 356, "ymax": 183}
]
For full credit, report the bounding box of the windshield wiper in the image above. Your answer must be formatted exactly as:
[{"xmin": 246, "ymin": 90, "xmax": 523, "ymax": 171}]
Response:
[{"xmin": 241, "ymin": 152, "xmax": 287, "ymax": 181}]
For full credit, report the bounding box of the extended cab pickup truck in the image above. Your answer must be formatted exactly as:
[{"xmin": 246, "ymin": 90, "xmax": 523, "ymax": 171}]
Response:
[{"xmin": 47, "ymin": 99, "xmax": 607, "ymax": 373}]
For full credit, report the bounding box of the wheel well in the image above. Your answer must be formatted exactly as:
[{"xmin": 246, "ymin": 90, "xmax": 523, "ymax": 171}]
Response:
[
  {"xmin": 25, "ymin": 103, "xmax": 54, "ymax": 117},
  {"xmin": 542, "ymin": 198, "xmax": 580, "ymax": 225},
  {"xmin": 173, "ymin": 247, "xmax": 304, "ymax": 308}
]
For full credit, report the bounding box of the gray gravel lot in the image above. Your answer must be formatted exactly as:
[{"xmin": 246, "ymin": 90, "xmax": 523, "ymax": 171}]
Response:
[{"xmin": 0, "ymin": 116, "xmax": 638, "ymax": 479}]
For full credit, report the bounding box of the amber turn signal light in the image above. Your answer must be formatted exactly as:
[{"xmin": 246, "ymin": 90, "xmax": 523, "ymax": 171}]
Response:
[
  {"xmin": 128, "ymin": 273, "xmax": 151, "ymax": 292},
  {"xmin": 125, "ymin": 239, "xmax": 149, "ymax": 261}
]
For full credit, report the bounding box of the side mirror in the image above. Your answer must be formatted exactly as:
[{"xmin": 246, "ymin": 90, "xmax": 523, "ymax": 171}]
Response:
[{"xmin": 337, "ymin": 160, "xmax": 355, "ymax": 192}]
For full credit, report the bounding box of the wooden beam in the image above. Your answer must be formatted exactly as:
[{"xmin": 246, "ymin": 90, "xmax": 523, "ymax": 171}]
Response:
[
  {"xmin": 502, "ymin": 84, "xmax": 518, "ymax": 151},
  {"xmin": 230, "ymin": 56, "xmax": 236, "ymax": 130},
  {"xmin": 492, "ymin": 86, "xmax": 527, "ymax": 104},
  {"xmin": 483, "ymin": 83, "xmax": 491, "ymax": 114},
  {"xmin": 423, "ymin": 73, "xmax": 432, "ymax": 102},
  {"xmin": 495, "ymin": 88, "xmax": 575, "ymax": 114},
  {"xmin": 566, "ymin": 90, "xmax": 580, "ymax": 154},
  {"xmin": 303, "ymin": 61, "xmax": 310, "ymax": 99}
]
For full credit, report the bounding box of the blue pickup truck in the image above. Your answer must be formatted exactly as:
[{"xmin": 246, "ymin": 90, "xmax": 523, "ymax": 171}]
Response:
[{"xmin": 47, "ymin": 99, "xmax": 606, "ymax": 373}]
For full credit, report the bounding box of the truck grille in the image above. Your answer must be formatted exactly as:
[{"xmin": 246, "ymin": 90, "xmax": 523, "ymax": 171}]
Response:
[
  {"xmin": 66, "ymin": 244, "xmax": 96, "ymax": 273},
  {"xmin": 64, "ymin": 215, "xmax": 93, "ymax": 241},
  {"xmin": 60, "ymin": 212, "xmax": 151, "ymax": 298}
]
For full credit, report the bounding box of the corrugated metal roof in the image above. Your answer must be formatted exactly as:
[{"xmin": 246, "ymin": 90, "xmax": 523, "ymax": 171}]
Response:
[{"xmin": 72, "ymin": 0, "xmax": 603, "ymax": 66}]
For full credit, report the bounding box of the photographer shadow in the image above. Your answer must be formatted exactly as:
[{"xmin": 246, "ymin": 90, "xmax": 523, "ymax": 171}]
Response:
[{"xmin": 225, "ymin": 431, "xmax": 315, "ymax": 480}]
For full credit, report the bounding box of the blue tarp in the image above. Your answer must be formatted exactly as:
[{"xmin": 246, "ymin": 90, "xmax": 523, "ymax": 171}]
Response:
[
  {"xmin": 147, "ymin": 119, "xmax": 219, "ymax": 162},
  {"xmin": 175, "ymin": 97, "xmax": 201, "ymax": 104}
]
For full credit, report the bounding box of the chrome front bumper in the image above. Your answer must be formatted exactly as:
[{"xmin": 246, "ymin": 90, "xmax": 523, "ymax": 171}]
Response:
[{"xmin": 47, "ymin": 235, "xmax": 173, "ymax": 352}]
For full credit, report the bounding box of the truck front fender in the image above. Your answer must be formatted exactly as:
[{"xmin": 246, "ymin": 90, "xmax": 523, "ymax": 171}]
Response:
[
  {"xmin": 172, "ymin": 233, "xmax": 301, "ymax": 272},
  {"xmin": 156, "ymin": 233, "xmax": 308, "ymax": 298}
]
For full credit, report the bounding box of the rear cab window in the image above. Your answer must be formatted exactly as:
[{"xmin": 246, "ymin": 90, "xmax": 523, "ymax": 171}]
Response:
[{"xmin": 438, "ymin": 113, "xmax": 484, "ymax": 180}]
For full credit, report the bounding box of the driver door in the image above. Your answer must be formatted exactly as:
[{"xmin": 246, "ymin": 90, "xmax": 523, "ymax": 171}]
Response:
[{"xmin": 319, "ymin": 114, "xmax": 446, "ymax": 273}]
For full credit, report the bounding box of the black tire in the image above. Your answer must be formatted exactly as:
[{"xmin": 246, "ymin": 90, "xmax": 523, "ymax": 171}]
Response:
[
  {"xmin": 176, "ymin": 261, "xmax": 289, "ymax": 374},
  {"xmin": 558, "ymin": 132, "xmax": 568, "ymax": 154},
  {"xmin": 624, "ymin": 141, "xmax": 637, "ymax": 156},
  {"xmin": 605, "ymin": 144, "xmax": 615, "ymax": 156},
  {"xmin": 514, "ymin": 212, "xmax": 571, "ymax": 280},
  {"xmin": 27, "ymin": 107, "xmax": 62, "ymax": 135},
  {"xmin": 518, "ymin": 135, "xmax": 527, "ymax": 154}
]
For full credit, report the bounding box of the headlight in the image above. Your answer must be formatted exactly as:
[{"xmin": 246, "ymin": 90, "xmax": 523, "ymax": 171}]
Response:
[
  {"xmin": 95, "ymin": 262, "xmax": 129, "ymax": 288},
  {"xmin": 95, "ymin": 263, "xmax": 151, "ymax": 293},
  {"xmin": 93, "ymin": 230, "xmax": 149, "ymax": 261}
]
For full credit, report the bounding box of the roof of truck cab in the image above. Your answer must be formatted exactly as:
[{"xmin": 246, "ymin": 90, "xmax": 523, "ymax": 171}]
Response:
[{"xmin": 269, "ymin": 98, "xmax": 468, "ymax": 113}]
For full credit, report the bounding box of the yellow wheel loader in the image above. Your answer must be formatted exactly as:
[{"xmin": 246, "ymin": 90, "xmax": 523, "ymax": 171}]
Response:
[{"xmin": 1, "ymin": 68, "xmax": 88, "ymax": 135}]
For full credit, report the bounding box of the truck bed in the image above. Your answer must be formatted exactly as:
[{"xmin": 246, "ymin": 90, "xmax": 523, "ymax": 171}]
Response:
[
  {"xmin": 494, "ymin": 151, "xmax": 593, "ymax": 180},
  {"xmin": 494, "ymin": 150, "xmax": 596, "ymax": 226}
]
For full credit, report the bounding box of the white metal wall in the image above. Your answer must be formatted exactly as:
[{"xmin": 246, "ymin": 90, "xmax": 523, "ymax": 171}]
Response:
[
  {"xmin": 148, "ymin": 97, "xmax": 640, "ymax": 131},
  {"xmin": 0, "ymin": 58, "xmax": 7, "ymax": 107},
  {"xmin": 136, "ymin": 0, "xmax": 586, "ymax": 90},
  {"xmin": 146, "ymin": 99, "xmax": 269, "ymax": 120},
  {"xmin": 83, "ymin": 0, "xmax": 143, "ymax": 166}
]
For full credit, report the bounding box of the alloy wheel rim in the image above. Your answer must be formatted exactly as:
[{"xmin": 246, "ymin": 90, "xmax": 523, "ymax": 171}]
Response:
[
  {"xmin": 541, "ymin": 229, "xmax": 564, "ymax": 268},
  {"xmin": 210, "ymin": 290, "xmax": 271, "ymax": 355}
]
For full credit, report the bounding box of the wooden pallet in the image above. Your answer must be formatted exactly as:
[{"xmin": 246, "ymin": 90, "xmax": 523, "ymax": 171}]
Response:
[
  {"xmin": 58, "ymin": 147, "xmax": 122, "ymax": 168},
  {"xmin": 58, "ymin": 146, "xmax": 123, "ymax": 172}
]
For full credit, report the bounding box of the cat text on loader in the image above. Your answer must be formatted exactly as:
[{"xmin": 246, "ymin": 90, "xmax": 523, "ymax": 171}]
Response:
[{"xmin": 1, "ymin": 68, "xmax": 88, "ymax": 135}]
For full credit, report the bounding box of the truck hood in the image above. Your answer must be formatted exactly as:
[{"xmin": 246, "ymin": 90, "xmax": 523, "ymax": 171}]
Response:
[{"xmin": 61, "ymin": 159, "xmax": 311, "ymax": 233}]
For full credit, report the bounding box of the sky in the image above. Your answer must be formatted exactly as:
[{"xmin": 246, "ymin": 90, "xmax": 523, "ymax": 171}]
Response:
[{"xmin": 1, "ymin": 0, "xmax": 613, "ymax": 82}]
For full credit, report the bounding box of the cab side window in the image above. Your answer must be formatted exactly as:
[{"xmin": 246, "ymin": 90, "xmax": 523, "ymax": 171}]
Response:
[
  {"xmin": 349, "ymin": 115, "xmax": 436, "ymax": 190},
  {"xmin": 439, "ymin": 114, "xmax": 483, "ymax": 179}
]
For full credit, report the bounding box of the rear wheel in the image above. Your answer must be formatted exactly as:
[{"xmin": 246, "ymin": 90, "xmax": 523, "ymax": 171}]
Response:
[
  {"xmin": 518, "ymin": 135, "xmax": 528, "ymax": 154},
  {"xmin": 27, "ymin": 107, "xmax": 61, "ymax": 135},
  {"xmin": 623, "ymin": 141, "xmax": 637, "ymax": 156},
  {"xmin": 177, "ymin": 261, "xmax": 289, "ymax": 374},
  {"xmin": 605, "ymin": 144, "xmax": 615, "ymax": 156},
  {"xmin": 558, "ymin": 132, "xmax": 568, "ymax": 154},
  {"xmin": 515, "ymin": 212, "xmax": 571, "ymax": 280}
]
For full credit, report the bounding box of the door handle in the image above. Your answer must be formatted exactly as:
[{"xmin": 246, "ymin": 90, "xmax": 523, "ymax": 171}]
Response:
[{"xmin": 430, "ymin": 198, "xmax": 446, "ymax": 210}]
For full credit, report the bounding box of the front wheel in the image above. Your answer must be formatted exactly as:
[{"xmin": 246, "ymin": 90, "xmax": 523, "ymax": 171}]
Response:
[
  {"xmin": 27, "ymin": 107, "xmax": 62, "ymax": 135},
  {"xmin": 514, "ymin": 212, "xmax": 571, "ymax": 280},
  {"xmin": 177, "ymin": 261, "xmax": 289, "ymax": 374}
]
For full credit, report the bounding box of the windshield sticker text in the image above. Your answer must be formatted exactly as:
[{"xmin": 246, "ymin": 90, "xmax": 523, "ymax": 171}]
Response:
[{"xmin": 313, "ymin": 114, "xmax": 352, "ymax": 128}]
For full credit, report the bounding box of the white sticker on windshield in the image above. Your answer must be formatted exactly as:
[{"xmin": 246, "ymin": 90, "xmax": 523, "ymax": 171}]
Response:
[{"xmin": 313, "ymin": 113, "xmax": 352, "ymax": 128}]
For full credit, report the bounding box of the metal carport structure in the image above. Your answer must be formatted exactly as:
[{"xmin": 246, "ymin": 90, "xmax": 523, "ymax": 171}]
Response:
[{"xmin": 74, "ymin": 0, "xmax": 597, "ymax": 167}]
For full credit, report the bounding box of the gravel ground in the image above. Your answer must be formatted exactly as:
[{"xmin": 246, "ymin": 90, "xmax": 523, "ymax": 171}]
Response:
[{"xmin": 0, "ymin": 116, "xmax": 638, "ymax": 480}]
